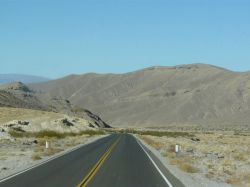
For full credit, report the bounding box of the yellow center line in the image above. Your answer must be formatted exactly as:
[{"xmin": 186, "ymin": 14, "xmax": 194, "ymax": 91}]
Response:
[{"xmin": 77, "ymin": 137, "xmax": 120, "ymax": 187}]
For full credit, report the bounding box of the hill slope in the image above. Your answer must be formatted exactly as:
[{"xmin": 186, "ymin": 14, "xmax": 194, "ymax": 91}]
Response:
[
  {"xmin": 30, "ymin": 64, "xmax": 250, "ymax": 129},
  {"xmin": 0, "ymin": 82, "xmax": 110, "ymax": 128}
]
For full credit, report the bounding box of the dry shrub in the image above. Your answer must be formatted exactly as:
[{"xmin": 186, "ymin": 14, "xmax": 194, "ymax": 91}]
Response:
[
  {"xmin": 34, "ymin": 146, "xmax": 44, "ymax": 153},
  {"xmin": 119, "ymin": 129, "xmax": 193, "ymax": 137},
  {"xmin": 222, "ymin": 159, "xmax": 232, "ymax": 166},
  {"xmin": 166, "ymin": 152, "xmax": 176, "ymax": 159},
  {"xmin": 31, "ymin": 154, "xmax": 42, "ymax": 160},
  {"xmin": 227, "ymin": 173, "xmax": 250, "ymax": 186},
  {"xmin": 10, "ymin": 130, "xmax": 106, "ymax": 139},
  {"xmin": 226, "ymin": 176, "xmax": 241, "ymax": 185},
  {"xmin": 37, "ymin": 139, "xmax": 47, "ymax": 146},
  {"xmin": 233, "ymin": 153, "xmax": 247, "ymax": 161},
  {"xmin": 171, "ymin": 159, "xmax": 199, "ymax": 173},
  {"xmin": 32, "ymin": 141, "xmax": 64, "ymax": 159},
  {"xmin": 180, "ymin": 163, "xmax": 199, "ymax": 173}
]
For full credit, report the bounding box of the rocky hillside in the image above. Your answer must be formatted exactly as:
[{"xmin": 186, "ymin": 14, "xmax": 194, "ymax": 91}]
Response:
[
  {"xmin": 0, "ymin": 107, "xmax": 104, "ymax": 139},
  {"xmin": 0, "ymin": 82, "xmax": 110, "ymax": 128},
  {"xmin": 29, "ymin": 64, "xmax": 250, "ymax": 129}
]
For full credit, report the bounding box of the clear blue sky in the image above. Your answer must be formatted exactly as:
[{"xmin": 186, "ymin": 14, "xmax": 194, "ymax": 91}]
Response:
[{"xmin": 0, "ymin": 0, "xmax": 250, "ymax": 78}]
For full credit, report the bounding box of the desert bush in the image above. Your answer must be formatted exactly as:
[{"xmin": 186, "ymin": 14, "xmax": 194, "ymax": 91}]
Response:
[
  {"xmin": 180, "ymin": 163, "xmax": 199, "ymax": 173},
  {"xmin": 9, "ymin": 130, "xmax": 26, "ymax": 138},
  {"xmin": 78, "ymin": 130, "xmax": 106, "ymax": 136},
  {"xmin": 233, "ymin": 153, "xmax": 247, "ymax": 161},
  {"xmin": 31, "ymin": 154, "xmax": 42, "ymax": 160},
  {"xmin": 34, "ymin": 146, "xmax": 44, "ymax": 153},
  {"xmin": 117, "ymin": 128, "xmax": 193, "ymax": 137},
  {"xmin": 36, "ymin": 131, "xmax": 71, "ymax": 138},
  {"xmin": 171, "ymin": 159, "xmax": 199, "ymax": 173},
  {"xmin": 226, "ymin": 176, "xmax": 241, "ymax": 185},
  {"xmin": 9, "ymin": 129, "xmax": 106, "ymax": 139}
]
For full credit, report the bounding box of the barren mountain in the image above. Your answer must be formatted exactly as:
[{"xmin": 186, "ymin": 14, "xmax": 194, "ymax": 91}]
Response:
[
  {"xmin": 0, "ymin": 82, "xmax": 110, "ymax": 128},
  {"xmin": 29, "ymin": 64, "xmax": 250, "ymax": 129}
]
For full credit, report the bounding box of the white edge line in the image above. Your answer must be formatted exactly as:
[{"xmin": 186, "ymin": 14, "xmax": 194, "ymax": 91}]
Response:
[
  {"xmin": 0, "ymin": 135, "xmax": 110, "ymax": 183},
  {"xmin": 136, "ymin": 138, "xmax": 173, "ymax": 187}
]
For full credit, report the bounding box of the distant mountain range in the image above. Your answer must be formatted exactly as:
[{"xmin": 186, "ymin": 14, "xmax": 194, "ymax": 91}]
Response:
[
  {"xmin": 0, "ymin": 74, "xmax": 50, "ymax": 84},
  {"xmin": 29, "ymin": 64, "xmax": 250, "ymax": 130}
]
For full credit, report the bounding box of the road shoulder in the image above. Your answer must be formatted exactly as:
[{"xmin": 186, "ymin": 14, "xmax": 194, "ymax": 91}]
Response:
[
  {"xmin": 135, "ymin": 134, "xmax": 185, "ymax": 187},
  {"xmin": 0, "ymin": 135, "xmax": 108, "ymax": 181}
]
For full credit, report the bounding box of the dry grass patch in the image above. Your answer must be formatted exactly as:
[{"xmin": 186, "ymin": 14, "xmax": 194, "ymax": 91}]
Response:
[
  {"xmin": 31, "ymin": 154, "xmax": 42, "ymax": 161},
  {"xmin": 140, "ymin": 135, "xmax": 165, "ymax": 150},
  {"xmin": 116, "ymin": 128, "xmax": 193, "ymax": 137},
  {"xmin": 179, "ymin": 163, "xmax": 199, "ymax": 173},
  {"xmin": 226, "ymin": 172, "xmax": 250, "ymax": 186},
  {"xmin": 31, "ymin": 142, "xmax": 64, "ymax": 160},
  {"xmin": 9, "ymin": 129, "xmax": 106, "ymax": 139},
  {"xmin": 0, "ymin": 107, "xmax": 61, "ymax": 124},
  {"xmin": 30, "ymin": 133, "xmax": 98, "ymax": 160},
  {"xmin": 32, "ymin": 138, "xmax": 64, "ymax": 157},
  {"xmin": 170, "ymin": 157, "xmax": 199, "ymax": 173}
]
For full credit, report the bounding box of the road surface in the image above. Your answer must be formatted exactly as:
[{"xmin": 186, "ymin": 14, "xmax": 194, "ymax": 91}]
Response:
[{"xmin": 0, "ymin": 134, "xmax": 184, "ymax": 187}]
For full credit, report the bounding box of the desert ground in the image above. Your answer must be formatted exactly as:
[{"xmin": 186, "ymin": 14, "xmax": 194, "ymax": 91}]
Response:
[
  {"xmin": 1, "ymin": 107, "xmax": 250, "ymax": 186},
  {"xmin": 0, "ymin": 107, "xmax": 107, "ymax": 179},
  {"xmin": 136, "ymin": 130, "xmax": 250, "ymax": 187}
]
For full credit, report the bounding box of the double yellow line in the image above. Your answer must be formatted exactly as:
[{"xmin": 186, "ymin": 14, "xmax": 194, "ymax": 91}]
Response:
[{"xmin": 77, "ymin": 138, "xmax": 120, "ymax": 187}]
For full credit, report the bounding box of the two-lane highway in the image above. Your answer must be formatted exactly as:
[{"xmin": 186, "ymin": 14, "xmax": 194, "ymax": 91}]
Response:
[{"xmin": 0, "ymin": 134, "xmax": 184, "ymax": 187}]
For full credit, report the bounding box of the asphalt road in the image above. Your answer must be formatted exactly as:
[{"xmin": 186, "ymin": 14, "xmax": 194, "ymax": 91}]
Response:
[{"xmin": 0, "ymin": 134, "xmax": 184, "ymax": 187}]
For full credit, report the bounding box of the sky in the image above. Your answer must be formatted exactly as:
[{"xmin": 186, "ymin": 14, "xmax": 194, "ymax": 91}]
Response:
[{"xmin": 0, "ymin": 0, "xmax": 250, "ymax": 78}]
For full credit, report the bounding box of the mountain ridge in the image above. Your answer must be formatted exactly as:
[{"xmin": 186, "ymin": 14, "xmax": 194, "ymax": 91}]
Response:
[
  {"xmin": 0, "ymin": 74, "xmax": 50, "ymax": 84},
  {"xmin": 29, "ymin": 64, "xmax": 250, "ymax": 129}
]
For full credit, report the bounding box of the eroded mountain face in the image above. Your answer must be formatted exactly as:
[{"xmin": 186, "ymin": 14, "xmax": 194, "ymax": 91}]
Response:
[
  {"xmin": 0, "ymin": 82, "xmax": 110, "ymax": 128},
  {"xmin": 29, "ymin": 64, "xmax": 250, "ymax": 128}
]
